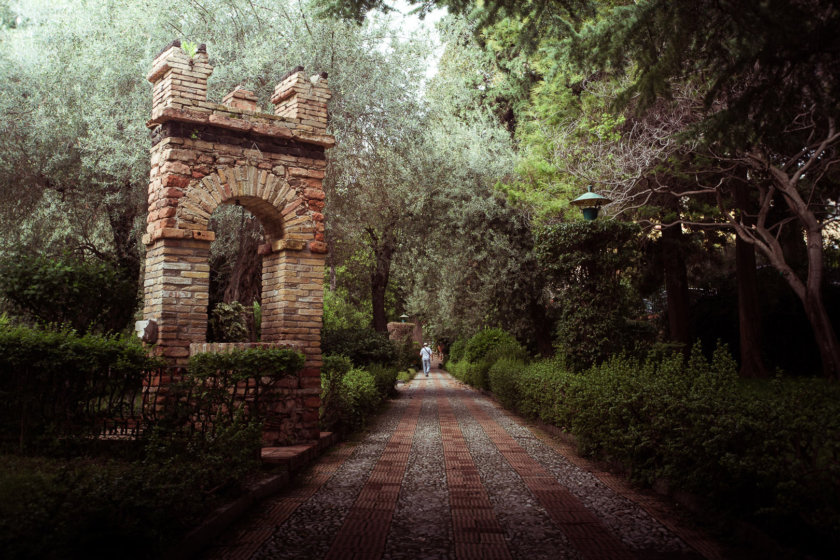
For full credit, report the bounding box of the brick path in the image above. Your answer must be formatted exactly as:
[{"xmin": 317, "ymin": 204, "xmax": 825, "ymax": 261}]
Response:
[{"xmin": 201, "ymin": 371, "xmax": 722, "ymax": 560}]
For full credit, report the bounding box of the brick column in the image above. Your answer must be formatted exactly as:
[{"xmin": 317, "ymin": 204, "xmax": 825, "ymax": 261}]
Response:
[{"xmin": 143, "ymin": 238, "xmax": 211, "ymax": 364}]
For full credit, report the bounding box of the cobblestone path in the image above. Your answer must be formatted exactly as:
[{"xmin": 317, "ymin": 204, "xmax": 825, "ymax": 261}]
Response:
[{"xmin": 202, "ymin": 371, "xmax": 724, "ymax": 560}]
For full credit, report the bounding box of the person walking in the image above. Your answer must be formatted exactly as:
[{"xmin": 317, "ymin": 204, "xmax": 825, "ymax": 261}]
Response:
[{"xmin": 420, "ymin": 343, "xmax": 433, "ymax": 377}]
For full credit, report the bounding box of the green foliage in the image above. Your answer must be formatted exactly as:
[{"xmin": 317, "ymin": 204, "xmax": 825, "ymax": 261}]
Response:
[
  {"xmin": 0, "ymin": 416, "xmax": 261, "ymax": 559},
  {"xmin": 465, "ymin": 327, "xmax": 521, "ymax": 363},
  {"xmin": 188, "ymin": 347, "xmax": 304, "ymax": 380},
  {"xmin": 536, "ymin": 220, "xmax": 646, "ymax": 370},
  {"xmin": 491, "ymin": 342, "xmax": 840, "ymax": 548},
  {"xmin": 366, "ymin": 362, "xmax": 399, "ymax": 398},
  {"xmin": 323, "ymin": 287, "xmax": 370, "ymax": 332},
  {"xmin": 180, "ymin": 39, "xmax": 198, "ymax": 58},
  {"xmin": 487, "ymin": 357, "xmax": 527, "ymax": 409},
  {"xmin": 393, "ymin": 335, "xmax": 421, "ymax": 371},
  {"xmin": 252, "ymin": 301, "xmax": 262, "ymax": 340},
  {"xmin": 321, "ymin": 326, "xmax": 397, "ymax": 368},
  {"xmin": 319, "ymin": 355, "xmax": 387, "ymax": 432},
  {"xmin": 341, "ymin": 367, "xmax": 381, "ymax": 422},
  {"xmin": 448, "ymin": 338, "xmax": 467, "ymax": 362},
  {"xmin": 208, "ymin": 301, "xmax": 249, "ymax": 343},
  {"xmin": 0, "ymin": 321, "xmax": 163, "ymax": 449},
  {"xmin": 0, "ymin": 252, "xmax": 138, "ymax": 333}
]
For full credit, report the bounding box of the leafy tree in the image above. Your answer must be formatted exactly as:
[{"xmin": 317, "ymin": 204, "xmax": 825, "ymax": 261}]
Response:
[
  {"xmin": 536, "ymin": 220, "xmax": 646, "ymax": 370},
  {"xmin": 0, "ymin": 253, "xmax": 137, "ymax": 333}
]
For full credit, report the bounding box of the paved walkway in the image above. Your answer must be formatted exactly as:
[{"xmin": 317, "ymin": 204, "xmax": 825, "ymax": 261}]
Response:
[{"xmin": 202, "ymin": 371, "xmax": 729, "ymax": 560}]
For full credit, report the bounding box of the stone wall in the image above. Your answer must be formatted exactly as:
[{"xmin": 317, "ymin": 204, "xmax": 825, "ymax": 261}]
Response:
[{"xmin": 142, "ymin": 40, "xmax": 333, "ymax": 444}]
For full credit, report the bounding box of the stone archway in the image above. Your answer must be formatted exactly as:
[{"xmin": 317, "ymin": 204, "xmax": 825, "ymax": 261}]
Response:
[{"xmin": 141, "ymin": 40, "xmax": 333, "ymax": 443}]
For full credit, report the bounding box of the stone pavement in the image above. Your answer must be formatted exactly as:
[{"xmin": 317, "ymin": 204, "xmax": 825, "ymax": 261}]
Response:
[{"xmin": 201, "ymin": 370, "xmax": 729, "ymax": 560}]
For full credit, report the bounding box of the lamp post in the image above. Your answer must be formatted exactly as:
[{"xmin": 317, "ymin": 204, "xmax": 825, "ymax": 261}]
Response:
[
  {"xmin": 399, "ymin": 313, "xmax": 409, "ymax": 323},
  {"xmin": 570, "ymin": 185, "xmax": 611, "ymax": 221}
]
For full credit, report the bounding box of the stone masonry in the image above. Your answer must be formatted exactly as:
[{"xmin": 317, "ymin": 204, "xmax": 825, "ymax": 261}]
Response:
[{"xmin": 142, "ymin": 40, "xmax": 333, "ymax": 444}]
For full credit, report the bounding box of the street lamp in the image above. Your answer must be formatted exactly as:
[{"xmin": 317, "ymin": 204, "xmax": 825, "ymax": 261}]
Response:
[
  {"xmin": 570, "ymin": 185, "xmax": 611, "ymax": 221},
  {"xmin": 399, "ymin": 313, "xmax": 409, "ymax": 323}
]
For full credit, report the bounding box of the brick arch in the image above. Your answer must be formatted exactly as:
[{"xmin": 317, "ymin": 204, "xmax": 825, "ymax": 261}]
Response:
[
  {"xmin": 142, "ymin": 41, "xmax": 333, "ymax": 445},
  {"xmin": 176, "ymin": 165, "xmax": 314, "ymax": 242}
]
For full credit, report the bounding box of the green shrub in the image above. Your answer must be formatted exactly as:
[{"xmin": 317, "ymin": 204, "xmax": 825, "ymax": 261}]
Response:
[
  {"xmin": 488, "ymin": 358, "xmax": 527, "ymax": 409},
  {"xmin": 448, "ymin": 338, "xmax": 467, "ymax": 362},
  {"xmin": 321, "ymin": 326, "xmax": 397, "ymax": 367},
  {"xmin": 323, "ymin": 287, "xmax": 370, "ymax": 331},
  {"xmin": 536, "ymin": 221, "xmax": 646, "ymax": 371},
  {"xmin": 464, "ymin": 328, "xmax": 519, "ymax": 363},
  {"xmin": 320, "ymin": 355, "xmax": 352, "ymax": 430},
  {"xmin": 0, "ymin": 416, "xmax": 261, "ymax": 559},
  {"xmin": 0, "ymin": 321, "xmax": 163, "ymax": 449},
  {"xmin": 367, "ymin": 362, "xmax": 399, "ymax": 398},
  {"xmin": 0, "ymin": 252, "xmax": 138, "ymax": 334},
  {"xmin": 188, "ymin": 347, "xmax": 304, "ymax": 380},
  {"xmin": 208, "ymin": 301, "xmax": 249, "ymax": 342},
  {"xmin": 320, "ymin": 356, "xmax": 384, "ymax": 432},
  {"xmin": 506, "ymin": 343, "xmax": 840, "ymax": 550},
  {"xmin": 393, "ymin": 335, "xmax": 421, "ymax": 371},
  {"xmin": 341, "ymin": 367, "xmax": 381, "ymax": 426}
]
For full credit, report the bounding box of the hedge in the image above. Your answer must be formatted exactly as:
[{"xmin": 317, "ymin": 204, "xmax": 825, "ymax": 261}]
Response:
[{"xmin": 489, "ymin": 343, "xmax": 840, "ymax": 551}]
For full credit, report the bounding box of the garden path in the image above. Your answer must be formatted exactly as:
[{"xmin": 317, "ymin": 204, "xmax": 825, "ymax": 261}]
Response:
[{"xmin": 200, "ymin": 371, "xmax": 732, "ymax": 560}]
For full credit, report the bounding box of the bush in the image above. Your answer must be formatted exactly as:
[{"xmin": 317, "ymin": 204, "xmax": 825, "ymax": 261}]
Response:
[
  {"xmin": 320, "ymin": 355, "xmax": 352, "ymax": 431},
  {"xmin": 320, "ymin": 355, "xmax": 386, "ymax": 432},
  {"xmin": 393, "ymin": 335, "xmax": 421, "ymax": 371},
  {"xmin": 0, "ymin": 252, "xmax": 138, "ymax": 334},
  {"xmin": 488, "ymin": 358, "xmax": 527, "ymax": 409},
  {"xmin": 505, "ymin": 343, "xmax": 840, "ymax": 551},
  {"xmin": 0, "ymin": 416, "xmax": 262, "ymax": 559},
  {"xmin": 0, "ymin": 321, "xmax": 163, "ymax": 449},
  {"xmin": 448, "ymin": 328, "xmax": 526, "ymax": 390},
  {"xmin": 367, "ymin": 362, "xmax": 399, "ymax": 398},
  {"xmin": 536, "ymin": 221, "xmax": 645, "ymax": 370},
  {"xmin": 323, "ymin": 287, "xmax": 370, "ymax": 332},
  {"xmin": 464, "ymin": 328, "xmax": 520, "ymax": 363},
  {"xmin": 321, "ymin": 326, "xmax": 397, "ymax": 367},
  {"xmin": 208, "ymin": 301, "xmax": 249, "ymax": 342},
  {"xmin": 341, "ymin": 368, "xmax": 381, "ymax": 424},
  {"xmin": 188, "ymin": 347, "xmax": 304, "ymax": 379},
  {"xmin": 448, "ymin": 338, "xmax": 467, "ymax": 362}
]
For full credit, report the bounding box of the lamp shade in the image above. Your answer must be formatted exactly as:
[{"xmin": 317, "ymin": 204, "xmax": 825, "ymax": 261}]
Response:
[{"xmin": 570, "ymin": 185, "xmax": 611, "ymax": 207}]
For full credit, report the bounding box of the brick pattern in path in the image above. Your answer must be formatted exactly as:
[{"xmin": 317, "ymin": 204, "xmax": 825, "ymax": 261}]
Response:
[
  {"xmin": 434, "ymin": 376, "xmax": 512, "ymax": 559},
  {"xmin": 462, "ymin": 394, "xmax": 635, "ymax": 560},
  {"xmin": 201, "ymin": 370, "xmax": 722, "ymax": 560},
  {"xmin": 205, "ymin": 441, "xmax": 358, "ymax": 560},
  {"xmin": 324, "ymin": 382, "xmax": 425, "ymax": 559}
]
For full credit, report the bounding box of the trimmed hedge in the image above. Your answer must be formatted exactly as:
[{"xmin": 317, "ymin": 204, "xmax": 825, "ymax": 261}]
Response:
[
  {"xmin": 188, "ymin": 347, "xmax": 304, "ymax": 379},
  {"xmin": 489, "ymin": 343, "xmax": 840, "ymax": 551},
  {"xmin": 0, "ymin": 321, "xmax": 163, "ymax": 448}
]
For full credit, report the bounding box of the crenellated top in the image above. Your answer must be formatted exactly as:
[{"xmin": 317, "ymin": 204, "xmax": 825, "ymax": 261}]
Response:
[{"xmin": 146, "ymin": 40, "xmax": 333, "ymax": 148}]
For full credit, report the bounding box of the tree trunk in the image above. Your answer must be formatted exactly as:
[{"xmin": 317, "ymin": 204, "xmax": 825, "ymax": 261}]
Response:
[
  {"xmin": 223, "ymin": 217, "xmax": 262, "ymax": 306},
  {"xmin": 733, "ymin": 183, "xmax": 768, "ymax": 378},
  {"xmin": 661, "ymin": 222, "xmax": 690, "ymax": 347},
  {"xmin": 369, "ymin": 227, "xmax": 396, "ymax": 333},
  {"xmin": 735, "ymin": 235, "xmax": 768, "ymax": 377},
  {"xmin": 803, "ymin": 226, "xmax": 840, "ymax": 380},
  {"xmin": 106, "ymin": 199, "xmax": 141, "ymax": 332},
  {"xmin": 732, "ymin": 146, "xmax": 840, "ymax": 378},
  {"xmin": 804, "ymin": 288, "xmax": 840, "ymax": 381}
]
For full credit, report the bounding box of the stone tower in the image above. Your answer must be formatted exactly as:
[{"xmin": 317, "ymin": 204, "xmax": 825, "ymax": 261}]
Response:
[{"xmin": 142, "ymin": 40, "xmax": 333, "ymax": 443}]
